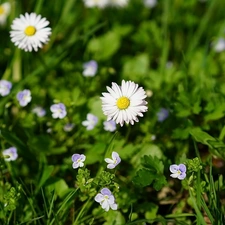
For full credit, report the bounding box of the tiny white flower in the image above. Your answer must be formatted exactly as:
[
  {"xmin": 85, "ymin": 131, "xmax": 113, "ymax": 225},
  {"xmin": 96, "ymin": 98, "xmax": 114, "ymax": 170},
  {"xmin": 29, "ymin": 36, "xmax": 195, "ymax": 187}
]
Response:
[
  {"xmin": 103, "ymin": 120, "xmax": 116, "ymax": 132},
  {"xmin": 105, "ymin": 151, "xmax": 121, "ymax": 169},
  {"xmin": 143, "ymin": 0, "xmax": 157, "ymax": 8},
  {"xmin": 10, "ymin": 12, "xmax": 51, "ymax": 52},
  {"xmin": 0, "ymin": 80, "xmax": 12, "ymax": 96},
  {"xmin": 100, "ymin": 80, "xmax": 148, "ymax": 126},
  {"xmin": 3, "ymin": 147, "xmax": 18, "ymax": 161},
  {"xmin": 72, "ymin": 154, "xmax": 86, "ymax": 169},
  {"xmin": 213, "ymin": 38, "xmax": 225, "ymax": 52},
  {"xmin": 107, "ymin": 0, "xmax": 129, "ymax": 7},
  {"xmin": 82, "ymin": 113, "xmax": 98, "ymax": 130},
  {"xmin": 32, "ymin": 106, "xmax": 46, "ymax": 117},
  {"xmin": 17, "ymin": 89, "xmax": 32, "ymax": 107},
  {"xmin": 83, "ymin": 60, "xmax": 98, "ymax": 77},
  {"xmin": 50, "ymin": 103, "xmax": 67, "ymax": 119},
  {"xmin": 0, "ymin": 3, "xmax": 10, "ymax": 25},
  {"xmin": 83, "ymin": 0, "xmax": 108, "ymax": 8},
  {"xmin": 94, "ymin": 188, "xmax": 118, "ymax": 211}
]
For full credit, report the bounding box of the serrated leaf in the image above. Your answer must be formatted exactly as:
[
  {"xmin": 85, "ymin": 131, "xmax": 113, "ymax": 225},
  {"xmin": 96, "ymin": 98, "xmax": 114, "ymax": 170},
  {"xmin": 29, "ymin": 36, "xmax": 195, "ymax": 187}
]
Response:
[
  {"xmin": 141, "ymin": 155, "xmax": 164, "ymax": 173},
  {"xmin": 133, "ymin": 168, "xmax": 156, "ymax": 187}
]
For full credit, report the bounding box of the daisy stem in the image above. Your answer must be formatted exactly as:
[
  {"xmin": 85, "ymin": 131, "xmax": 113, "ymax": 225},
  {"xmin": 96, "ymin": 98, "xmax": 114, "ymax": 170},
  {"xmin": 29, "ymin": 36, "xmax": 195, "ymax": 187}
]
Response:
[
  {"xmin": 34, "ymin": 0, "xmax": 44, "ymax": 14},
  {"xmin": 12, "ymin": 48, "xmax": 22, "ymax": 82}
]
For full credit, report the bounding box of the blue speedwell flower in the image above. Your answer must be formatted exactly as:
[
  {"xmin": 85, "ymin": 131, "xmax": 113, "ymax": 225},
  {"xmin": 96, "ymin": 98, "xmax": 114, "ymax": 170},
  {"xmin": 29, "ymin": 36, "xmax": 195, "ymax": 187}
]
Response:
[
  {"xmin": 32, "ymin": 106, "xmax": 46, "ymax": 117},
  {"xmin": 156, "ymin": 108, "xmax": 169, "ymax": 122},
  {"xmin": 50, "ymin": 103, "xmax": 67, "ymax": 119},
  {"xmin": 17, "ymin": 89, "xmax": 32, "ymax": 106},
  {"xmin": 105, "ymin": 151, "xmax": 121, "ymax": 169},
  {"xmin": 82, "ymin": 60, "xmax": 98, "ymax": 77},
  {"xmin": 103, "ymin": 120, "xmax": 116, "ymax": 132},
  {"xmin": 169, "ymin": 164, "xmax": 186, "ymax": 180},
  {"xmin": 82, "ymin": 113, "xmax": 98, "ymax": 130},
  {"xmin": 72, "ymin": 154, "xmax": 86, "ymax": 169},
  {"xmin": 94, "ymin": 188, "xmax": 118, "ymax": 211},
  {"xmin": 63, "ymin": 123, "xmax": 75, "ymax": 132},
  {"xmin": 3, "ymin": 147, "xmax": 18, "ymax": 161},
  {"xmin": 0, "ymin": 80, "xmax": 12, "ymax": 96}
]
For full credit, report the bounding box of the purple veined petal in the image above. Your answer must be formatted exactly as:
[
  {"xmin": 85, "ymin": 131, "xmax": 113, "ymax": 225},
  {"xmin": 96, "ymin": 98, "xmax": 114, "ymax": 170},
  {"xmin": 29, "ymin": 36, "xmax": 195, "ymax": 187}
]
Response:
[
  {"xmin": 170, "ymin": 173, "xmax": 179, "ymax": 178},
  {"xmin": 94, "ymin": 193, "xmax": 104, "ymax": 203},
  {"xmin": 169, "ymin": 164, "xmax": 179, "ymax": 173},
  {"xmin": 110, "ymin": 203, "xmax": 118, "ymax": 210},
  {"xmin": 105, "ymin": 158, "xmax": 114, "ymax": 164},
  {"xmin": 178, "ymin": 172, "xmax": 186, "ymax": 180},
  {"xmin": 72, "ymin": 154, "xmax": 81, "ymax": 162},
  {"xmin": 80, "ymin": 154, "xmax": 86, "ymax": 161},
  {"xmin": 101, "ymin": 188, "xmax": 111, "ymax": 196},
  {"xmin": 108, "ymin": 195, "xmax": 115, "ymax": 204},
  {"xmin": 112, "ymin": 151, "xmax": 119, "ymax": 160},
  {"xmin": 179, "ymin": 164, "xmax": 186, "ymax": 173},
  {"xmin": 72, "ymin": 162, "xmax": 79, "ymax": 169},
  {"xmin": 102, "ymin": 201, "xmax": 110, "ymax": 211},
  {"xmin": 107, "ymin": 164, "xmax": 116, "ymax": 169}
]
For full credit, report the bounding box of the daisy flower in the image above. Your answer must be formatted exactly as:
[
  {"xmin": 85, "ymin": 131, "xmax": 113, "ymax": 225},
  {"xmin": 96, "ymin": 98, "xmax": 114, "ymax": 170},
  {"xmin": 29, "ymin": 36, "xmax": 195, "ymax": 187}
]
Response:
[
  {"xmin": 0, "ymin": 2, "xmax": 10, "ymax": 25},
  {"xmin": 100, "ymin": 80, "xmax": 148, "ymax": 126},
  {"xmin": 10, "ymin": 12, "xmax": 51, "ymax": 52},
  {"xmin": 94, "ymin": 188, "xmax": 118, "ymax": 211},
  {"xmin": 83, "ymin": 0, "xmax": 108, "ymax": 8}
]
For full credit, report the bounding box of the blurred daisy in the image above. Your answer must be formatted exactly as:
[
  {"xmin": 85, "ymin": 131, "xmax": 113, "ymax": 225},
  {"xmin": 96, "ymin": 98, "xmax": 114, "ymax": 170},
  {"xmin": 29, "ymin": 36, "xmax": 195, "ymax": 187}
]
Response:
[
  {"xmin": 156, "ymin": 108, "xmax": 169, "ymax": 122},
  {"xmin": 50, "ymin": 103, "xmax": 67, "ymax": 119},
  {"xmin": 0, "ymin": 2, "xmax": 10, "ymax": 25},
  {"xmin": 143, "ymin": 0, "xmax": 157, "ymax": 8},
  {"xmin": 213, "ymin": 38, "xmax": 225, "ymax": 52},
  {"xmin": 63, "ymin": 123, "xmax": 75, "ymax": 132},
  {"xmin": 3, "ymin": 147, "xmax": 18, "ymax": 161},
  {"xmin": 17, "ymin": 89, "xmax": 32, "ymax": 107},
  {"xmin": 103, "ymin": 120, "xmax": 116, "ymax": 132},
  {"xmin": 105, "ymin": 151, "xmax": 121, "ymax": 169},
  {"xmin": 170, "ymin": 164, "xmax": 186, "ymax": 180},
  {"xmin": 83, "ymin": 0, "xmax": 108, "ymax": 8},
  {"xmin": 72, "ymin": 154, "xmax": 86, "ymax": 169},
  {"xmin": 32, "ymin": 106, "xmax": 46, "ymax": 117},
  {"xmin": 107, "ymin": 0, "xmax": 129, "ymax": 7},
  {"xmin": 94, "ymin": 188, "xmax": 118, "ymax": 211},
  {"xmin": 83, "ymin": 60, "xmax": 98, "ymax": 77},
  {"xmin": 0, "ymin": 80, "xmax": 12, "ymax": 96},
  {"xmin": 10, "ymin": 12, "xmax": 51, "ymax": 52},
  {"xmin": 100, "ymin": 80, "xmax": 148, "ymax": 126},
  {"xmin": 82, "ymin": 113, "xmax": 98, "ymax": 130}
]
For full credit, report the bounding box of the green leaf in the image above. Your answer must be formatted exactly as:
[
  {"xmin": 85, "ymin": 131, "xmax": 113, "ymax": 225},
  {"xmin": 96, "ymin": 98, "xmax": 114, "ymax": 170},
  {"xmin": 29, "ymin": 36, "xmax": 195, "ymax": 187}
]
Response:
[
  {"xmin": 141, "ymin": 155, "xmax": 164, "ymax": 173},
  {"xmin": 133, "ymin": 168, "xmax": 156, "ymax": 187}
]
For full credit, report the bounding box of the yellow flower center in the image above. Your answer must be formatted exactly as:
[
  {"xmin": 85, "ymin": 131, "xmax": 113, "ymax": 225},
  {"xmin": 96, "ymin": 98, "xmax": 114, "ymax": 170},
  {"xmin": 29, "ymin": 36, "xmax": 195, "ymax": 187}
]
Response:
[
  {"xmin": 116, "ymin": 96, "xmax": 130, "ymax": 110},
  {"xmin": 24, "ymin": 26, "xmax": 36, "ymax": 36},
  {"xmin": 0, "ymin": 6, "xmax": 4, "ymax": 15}
]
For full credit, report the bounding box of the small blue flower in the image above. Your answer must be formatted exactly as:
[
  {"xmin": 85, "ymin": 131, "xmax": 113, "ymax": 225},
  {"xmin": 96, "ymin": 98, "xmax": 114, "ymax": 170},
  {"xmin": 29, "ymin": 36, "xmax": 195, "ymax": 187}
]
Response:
[
  {"xmin": 103, "ymin": 120, "xmax": 116, "ymax": 132},
  {"xmin": 32, "ymin": 106, "xmax": 46, "ymax": 117},
  {"xmin": 0, "ymin": 80, "xmax": 12, "ymax": 96},
  {"xmin": 82, "ymin": 60, "xmax": 98, "ymax": 77},
  {"xmin": 72, "ymin": 154, "xmax": 86, "ymax": 169},
  {"xmin": 63, "ymin": 123, "xmax": 75, "ymax": 132},
  {"xmin": 105, "ymin": 151, "xmax": 121, "ymax": 169},
  {"xmin": 82, "ymin": 113, "xmax": 98, "ymax": 130},
  {"xmin": 17, "ymin": 89, "xmax": 32, "ymax": 107},
  {"xmin": 169, "ymin": 164, "xmax": 186, "ymax": 180},
  {"xmin": 157, "ymin": 108, "xmax": 169, "ymax": 122},
  {"xmin": 3, "ymin": 147, "xmax": 18, "ymax": 161},
  {"xmin": 50, "ymin": 103, "xmax": 67, "ymax": 119},
  {"xmin": 94, "ymin": 188, "xmax": 118, "ymax": 211}
]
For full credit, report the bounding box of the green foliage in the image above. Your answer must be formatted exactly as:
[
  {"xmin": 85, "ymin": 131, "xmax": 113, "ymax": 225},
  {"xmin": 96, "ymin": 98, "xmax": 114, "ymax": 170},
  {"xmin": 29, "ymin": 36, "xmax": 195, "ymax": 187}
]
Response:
[{"xmin": 133, "ymin": 155, "xmax": 167, "ymax": 191}]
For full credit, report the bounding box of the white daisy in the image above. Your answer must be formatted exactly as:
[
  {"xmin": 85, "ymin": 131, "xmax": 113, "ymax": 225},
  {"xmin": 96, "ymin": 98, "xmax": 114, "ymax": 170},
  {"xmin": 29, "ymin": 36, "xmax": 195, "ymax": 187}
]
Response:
[
  {"xmin": 83, "ymin": 0, "xmax": 108, "ymax": 8},
  {"xmin": 0, "ymin": 3, "xmax": 11, "ymax": 25},
  {"xmin": 100, "ymin": 80, "xmax": 148, "ymax": 126},
  {"xmin": 10, "ymin": 12, "xmax": 51, "ymax": 52}
]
